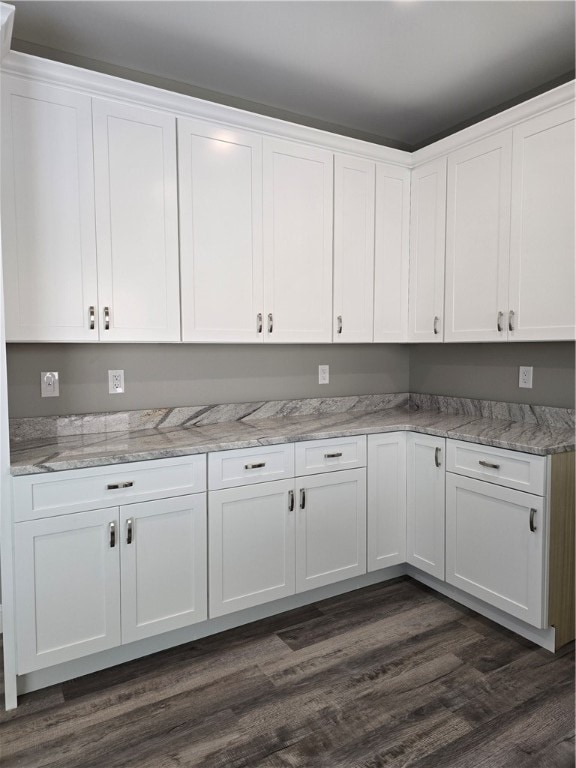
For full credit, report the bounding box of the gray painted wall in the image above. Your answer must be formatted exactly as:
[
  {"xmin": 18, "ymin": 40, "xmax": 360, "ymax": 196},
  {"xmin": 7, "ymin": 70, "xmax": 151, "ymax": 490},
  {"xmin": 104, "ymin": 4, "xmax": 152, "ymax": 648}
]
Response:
[
  {"xmin": 6, "ymin": 341, "xmax": 575, "ymax": 417},
  {"xmin": 6, "ymin": 343, "xmax": 410, "ymax": 417},
  {"xmin": 410, "ymin": 342, "xmax": 575, "ymax": 409}
]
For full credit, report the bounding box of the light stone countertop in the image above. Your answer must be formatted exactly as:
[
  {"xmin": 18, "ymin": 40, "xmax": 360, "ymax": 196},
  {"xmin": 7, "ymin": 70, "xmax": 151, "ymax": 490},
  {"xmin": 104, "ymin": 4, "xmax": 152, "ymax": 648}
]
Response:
[{"xmin": 10, "ymin": 405, "xmax": 575, "ymax": 476}]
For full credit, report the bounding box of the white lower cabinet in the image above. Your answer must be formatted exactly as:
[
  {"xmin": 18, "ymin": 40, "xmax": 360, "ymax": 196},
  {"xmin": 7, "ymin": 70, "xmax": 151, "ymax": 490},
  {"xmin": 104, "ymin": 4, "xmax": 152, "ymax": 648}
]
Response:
[
  {"xmin": 296, "ymin": 468, "xmax": 366, "ymax": 592},
  {"xmin": 406, "ymin": 433, "xmax": 446, "ymax": 579},
  {"xmin": 367, "ymin": 433, "xmax": 407, "ymax": 571},
  {"xmin": 14, "ymin": 490, "xmax": 207, "ymax": 673},
  {"xmin": 446, "ymin": 473, "xmax": 545, "ymax": 627},
  {"xmin": 208, "ymin": 479, "xmax": 296, "ymax": 617}
]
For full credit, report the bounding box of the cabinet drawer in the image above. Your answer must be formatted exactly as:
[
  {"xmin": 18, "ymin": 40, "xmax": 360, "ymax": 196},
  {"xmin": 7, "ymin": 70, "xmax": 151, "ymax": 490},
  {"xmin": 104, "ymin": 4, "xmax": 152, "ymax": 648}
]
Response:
[
  {"xmin": 295, "ymin": 436, "xmax": 367, "ymax": 476},
  {"xmin": 13, "ymin": 455, "xmax": 207, "ymax": 522},
  {"xmin": 446, "ymin": 440, "xmax": 546, "ymax": 495},
  {"xmin": 208, "ymin": 444, "xmax": 295, "ymax": 490}
]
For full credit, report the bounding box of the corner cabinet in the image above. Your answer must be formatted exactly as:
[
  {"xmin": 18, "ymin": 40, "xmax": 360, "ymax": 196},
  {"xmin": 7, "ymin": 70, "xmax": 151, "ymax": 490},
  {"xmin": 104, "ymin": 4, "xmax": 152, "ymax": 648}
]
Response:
[
  {"xmin": 1, "ymin": 77, "xmax": 99, "ymax": 342},
  {"xmin": 407, "ymin": 159, "xmax": 447, "ymax": 342},
  {"xmin": 263, "ymin": 139, "xmax": 333, "ymax": 343}
]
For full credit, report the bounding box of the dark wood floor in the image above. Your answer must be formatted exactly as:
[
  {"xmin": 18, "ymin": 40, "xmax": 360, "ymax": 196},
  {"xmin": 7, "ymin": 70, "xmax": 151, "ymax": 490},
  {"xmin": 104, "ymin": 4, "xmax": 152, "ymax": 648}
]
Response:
[{"xmin": 1, "ymin": 577, "xmax": 574, "ymax": 768}]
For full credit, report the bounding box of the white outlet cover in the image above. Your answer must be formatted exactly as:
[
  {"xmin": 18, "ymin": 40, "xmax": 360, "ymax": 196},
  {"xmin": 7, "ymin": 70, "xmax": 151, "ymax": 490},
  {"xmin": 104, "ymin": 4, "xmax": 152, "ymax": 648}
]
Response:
[
  {"xmin": 519, "ymin": 366, "xmax": 533, "ymax": 389},
  {"xmin": 41, "ymin": 371, "xmax": 59, "ymax": 397},
  {"xmin": 318, "ymin": 364, "xmax": 330, "ymax": 384},
  {"xmin": 108, "ymin": 369, "xmax": 125, "ymax": 394}
]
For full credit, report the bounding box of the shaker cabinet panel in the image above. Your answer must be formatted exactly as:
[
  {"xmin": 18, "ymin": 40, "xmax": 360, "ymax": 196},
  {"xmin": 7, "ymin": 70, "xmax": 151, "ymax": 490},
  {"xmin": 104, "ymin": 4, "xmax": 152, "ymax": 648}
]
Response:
[
  {"xmin": 407, "ymin": 159, "xmax": 446, "ymax": 342},
  {"xmin": 92, "ymin": 99, "xmax": 180, "ymax": 341},
  {"xmin": 14, "ymin": 508, "xmax": 121, "ymax": 674},
  {"xmin": 508, "ymin": 104, "xmax": 575, "ymax": 341},
  {"xmin": 263, "ymin": 139, "xmax": 333, "ymax": 343},
  {"xmin": 333, "ymin": 154, "xmax": 375, "ymax": 342},
  {"xmin": 178, "ymin": 119, "xmax": 264, "ymax": 342},
  {"xmin": 444, "ymin": 133, "xmax": 512, "ymax": 342},
  {"xmin": 1, "ymin": 77, "xmax": 98, "ymax": 341},
  {"xmin": 373, "ymin": 164, "xmax": 410, "ymax": 342}
]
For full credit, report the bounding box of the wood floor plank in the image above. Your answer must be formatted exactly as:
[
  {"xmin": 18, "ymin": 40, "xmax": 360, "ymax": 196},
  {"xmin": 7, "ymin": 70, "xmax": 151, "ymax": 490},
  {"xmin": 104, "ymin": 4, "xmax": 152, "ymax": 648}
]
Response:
[{"xmin": 1, "ymin": 577, "xmax": 573, "ymax": 768}]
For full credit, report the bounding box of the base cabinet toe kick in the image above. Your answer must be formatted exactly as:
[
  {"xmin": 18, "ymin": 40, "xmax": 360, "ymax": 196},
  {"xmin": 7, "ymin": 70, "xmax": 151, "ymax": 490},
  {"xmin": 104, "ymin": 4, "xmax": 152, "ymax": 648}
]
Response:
[{"xmin": 4, "ymin": 435, "xmax": 574, "ymax": 708}]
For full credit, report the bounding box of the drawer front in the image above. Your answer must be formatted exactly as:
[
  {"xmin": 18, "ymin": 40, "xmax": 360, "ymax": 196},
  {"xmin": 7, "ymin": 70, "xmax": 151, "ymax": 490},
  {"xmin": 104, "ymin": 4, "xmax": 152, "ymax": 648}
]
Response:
[
  {"xmin": 446, "ymin": 440, "xmax": 546, "ymax": 495},
  {"xmin": 295, "ymin": 436, "xmax": 367, "ymax": 476},
  {"xmin": 208, "ymin": 444, "xmax": 295, "ymax": 490},
  {"xmin": 13, "ymin": 455, "xmax": 207, "ymax": 522}
]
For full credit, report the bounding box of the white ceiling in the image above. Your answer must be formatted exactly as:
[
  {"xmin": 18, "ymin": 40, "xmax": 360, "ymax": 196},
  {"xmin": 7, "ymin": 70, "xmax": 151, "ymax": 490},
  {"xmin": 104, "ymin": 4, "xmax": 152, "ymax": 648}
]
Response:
[{"xmin": 9, "ymin": 1, "xmax": 576, "ymax": 149}]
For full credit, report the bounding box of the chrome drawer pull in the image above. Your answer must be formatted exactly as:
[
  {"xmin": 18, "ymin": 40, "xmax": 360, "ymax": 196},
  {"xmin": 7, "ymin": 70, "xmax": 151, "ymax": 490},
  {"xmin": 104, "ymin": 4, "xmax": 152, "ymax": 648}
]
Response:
[
  {"xmin": 107, "ymin": 481, "xmax": 134, "ymax": 490},
  {"xmin": 89, "ymin": 305, "xmax": 95, "ymax": 330},
  {"xmin": 268, "ymin": 313, "xmax": 273, "ymax": 334},
  {"xmin": 433, "ymin": 316, "xmax": 439, "ymax": 335},
  {"xmin": 257, "ymin": 313, "xmax": 263, "ymax": 334},
  {"xmin": 337, "ymin": 315, "xmax": 343, "ymax": 334},
  {"xmin": 529, "ymin": 508, "xmax": 537, "ymax": 532},
  {"xmin": 126, "ymin": 518, "xmax": 134, "ymax": 545},
  {"xmin": 434, "ymin": 447, "xmax": 442, "ymax": 467},
  {"xmin": 300, "ymin": 488, "xmax": 306, "ymax": 509},
  {"xmin": 104, "ymin": 306, "xmax": 110, "ymax": 330},
  {"xmin": 479, "ymin": 460, "xmax": 500, "ymax": 470},
  {"xmin": 497, "ymin": 311, "xmax": 504, "ymax": 332},
  {"xmin": 324, "ymin": 452, "xmax": 343, "ymax": 459},
  {"xmin": 109, "ymin": 521, "xmax": 116, "ymax": 548},
  {"xmin": 288, "ymin": 490, "xmax": 294, "ymax": 512},
  {"xmin": 245, "ymin": 462, "xmax": 266, "ymax": 470},
  {"xmin": 508, "ymin": 310, "xmax": 515, "ymax": 332}
]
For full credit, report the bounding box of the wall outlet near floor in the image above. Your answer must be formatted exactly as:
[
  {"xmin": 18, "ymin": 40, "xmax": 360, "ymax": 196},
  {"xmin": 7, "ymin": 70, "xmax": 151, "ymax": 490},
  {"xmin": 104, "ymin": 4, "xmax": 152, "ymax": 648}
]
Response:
[
  {"xmin": 40, "ymin": 371, "xmax": 59, "ymax": 397},
  {"xmin": 318, "ymin": 365, "xmax": 330, "ymax": 385},
  {"xmin": 108, "ymin": 369, "xmax": 125, "ymax": 394},
  {"xmin": 519, "ymin": 366, "xmax": 533, "ymax": 389}
]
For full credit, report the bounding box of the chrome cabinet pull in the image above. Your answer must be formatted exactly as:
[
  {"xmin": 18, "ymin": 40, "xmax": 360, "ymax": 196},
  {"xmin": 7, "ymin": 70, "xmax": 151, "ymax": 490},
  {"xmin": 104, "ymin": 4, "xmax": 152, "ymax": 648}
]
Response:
[
  {"xmin": 479, "ymin": 460, "xmax": 500, "ymax": 470},
  {"xmin": 529, "ymin": 508, "xmax": 537, "ymax": 532},
  {"xmin": 268, "ymin": 313, "xmax": 273, "ymax": 334},
  {"xmin": 508, "ymin": 310, "xmax": 515, "ymax": 332},
  {"xmin": 126, "ymin": 518, "xmax": 133, "ymax": 545},
  {"xmin": 497, "ymin": 311, "xmax": 504, "ymax": 332},
  {"xmin": 433, "ymin": 316, "xmax": 439, "ymax": 335},
  {"xmin": 104, "ymin": 306, "xmax": 110, "ymax": 331},
  {"xmin": 107, "ymin": 481, "xmax": 134, "ymax": 490},
  {"xmin": 109, "ymin": 521, "xmax": 116, "ymax": 548},
  {"xmin": 257, "ymin": 313, "xmax": 263, "ymax": 334},
  {"xmin": 337, "ymin": 315, "xmax": 343, "ymax": 334},
  {"xmin": 89, "ymin": 305, "xmax": 95, "ymax": 330},
  {"xmin": 300, "ymin": 488, "xmax": 306, "ymax": 509},
  {"xmin": 245, "ymin": 462, "xmax": 265, "ymax": 470},
  {"xmin": 324, "ymin": 452, "xmax": 343, "ymax": 459},
  {"xmin": 288, "ymin": 490, "xmax": 294, "ymax": 512},
  {"xmin": 434, "ymin": 447, "xmax": 442, "ymax": 467}
]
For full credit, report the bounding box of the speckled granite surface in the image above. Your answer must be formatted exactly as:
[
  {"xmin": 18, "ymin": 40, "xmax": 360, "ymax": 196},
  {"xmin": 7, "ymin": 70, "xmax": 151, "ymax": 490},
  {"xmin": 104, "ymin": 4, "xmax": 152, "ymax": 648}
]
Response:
[{"xmin": 9, "ymin": 394, "xmax": 575, "ymax": 475}]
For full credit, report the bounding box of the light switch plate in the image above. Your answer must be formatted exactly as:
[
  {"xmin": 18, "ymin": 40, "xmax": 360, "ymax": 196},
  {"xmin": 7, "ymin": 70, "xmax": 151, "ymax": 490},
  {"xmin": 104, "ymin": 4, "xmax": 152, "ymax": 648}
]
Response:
[
  {"xmin": 108, "ymin": 369, "xmax": 125, "ymax": 394},
  {"xmin": 519, "ymin": 366, "xmax": 533, "ymax": 388},
  {"xmin": 41, "ymin": 371, "xmax": 59, "ymax": 397},
  {"xmin": 318, "ymin": 365, "xmax": 329, "ymax": 385}
]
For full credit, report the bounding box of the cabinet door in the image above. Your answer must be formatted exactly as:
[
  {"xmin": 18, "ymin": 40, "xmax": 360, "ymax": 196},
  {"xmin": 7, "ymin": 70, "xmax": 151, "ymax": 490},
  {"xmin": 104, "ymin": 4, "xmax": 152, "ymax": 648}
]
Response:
[
  {"xmin": 1, "ymin": 76, "xmax": 98, "ymax": 341},
  {"xmin": 93, "ymin": 99, "xmax": 180, "ymax": 341},
  {"xmin": 333, "ymin": 154, "xmax": 375, "ymax": 342},
  {"xmin": 445, "ymin": 133, "xmax": 512, "ymax": 342},
  {"xmin": 14, "ymin": 508, "xmax": 121, "ymax": 673},
  {"xmin": 374, "ymin": 163, "xmax": 410, "ymax": 342},
  {"xmin": 407, "ymin": 159, "xmax": 446, "ymax": 342},
  {"xmin": 508, "ymin": 104, "xmax": 575, "ymax": 341},
  {"xmin": 209, "ymin": 480, "xmax": 295, "ymax": 617},
  {"xmin": 120, "ymin": 495, "xmax": 207, "ymax": 644},
  {"xmin": 263, "ymin": 139, "xmax": 333, "ymax": 342},
  {"xmin": 406, "ymin": 434, "xmax": 445, "ymax": 579},
  {"xmin": 296, "ymin": 468, "xmax": 366, "ymax": 592},
  {"xmin": 446, "ymin": 474, "xmax": 545, "ymax": 627},
  {"xmin": 178, "ymin": 119, "xmax": 264, "ymax": 342},
  {"xmin": 367, "ymin": 433, "xmax": 407, "ymax": 571}
]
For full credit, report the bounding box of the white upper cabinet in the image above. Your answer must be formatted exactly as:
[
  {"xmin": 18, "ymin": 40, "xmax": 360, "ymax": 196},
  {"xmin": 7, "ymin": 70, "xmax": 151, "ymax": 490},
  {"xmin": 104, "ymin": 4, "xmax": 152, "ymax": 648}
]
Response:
[
  {"xmin": 444, "ymin": 132, "xmax": 512, "ymax": 342},
  {"xmin": 178, "ymin": 119, "xmax": 264, "ymax": 342},
  {"xmin": 333, "ymin": 154, "xmax": 375, "ymax": 343},
  {"xmin": 508, "ymin": 104, "xmax": 575, "ymax": 341},
  {"xmin": 263, "ymin": 138, "xmax": 333, "ymax": 343},
  {"xmin": 373, "ymin": 163, "xmax": 410, "ymax": 343},
  {"xmin": 93, "ymin": 99, "xmax": 180, "ymax": 341},
  {"xmin": 408, "ymin": 158, "xmax": 447, "ymax": 342},
  {"xmin": 1, "ymin": 77, "xmax": 98, "ymax": 342}
]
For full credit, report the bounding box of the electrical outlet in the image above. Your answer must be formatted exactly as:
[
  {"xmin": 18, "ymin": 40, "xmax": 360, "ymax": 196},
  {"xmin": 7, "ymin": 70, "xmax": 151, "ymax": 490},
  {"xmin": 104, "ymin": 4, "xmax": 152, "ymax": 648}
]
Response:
[
  {"xmin": 108, "ymin": 369, "xmax": 125, "ymax": 394},
  {"xmin": 519, "ymin": 366, "xmax": 533, "ymax": 389},
  {"xmin": 318, "ymin": 365, "xmax": 329, "ymax": 385},
  {"xmin": 41, "ymin": 371, "xmax": 59, "ymax": 397}
]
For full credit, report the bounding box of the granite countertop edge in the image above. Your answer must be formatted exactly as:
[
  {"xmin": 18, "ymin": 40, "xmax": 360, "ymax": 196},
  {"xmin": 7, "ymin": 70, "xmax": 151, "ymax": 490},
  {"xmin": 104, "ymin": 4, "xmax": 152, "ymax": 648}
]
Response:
[{"xmin": 10, "ymin": 407, "xmax": 575, "ymax": 476}]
